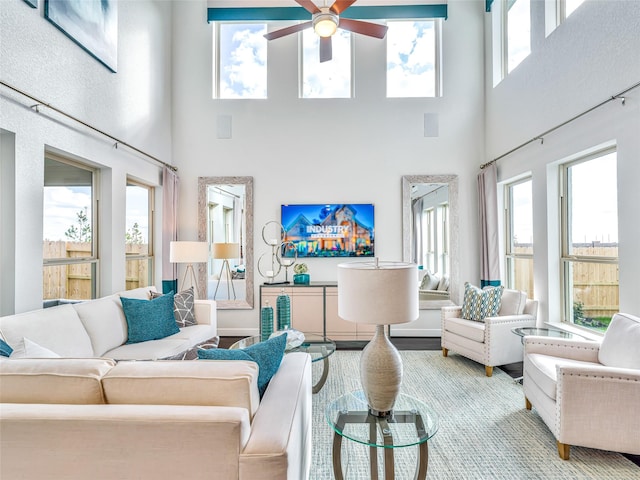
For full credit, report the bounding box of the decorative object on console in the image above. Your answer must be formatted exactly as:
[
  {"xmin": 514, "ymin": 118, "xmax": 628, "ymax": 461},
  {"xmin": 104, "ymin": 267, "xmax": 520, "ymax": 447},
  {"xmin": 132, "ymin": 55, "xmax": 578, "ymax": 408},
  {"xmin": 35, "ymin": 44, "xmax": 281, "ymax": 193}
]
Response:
[
  {"xmin": 170, "ymin": 241, "xmax": 209, "ymax": 295},
  {"xmin": 277, "ymin": 241, "xmax": 297, "ymax": 283},
  {"xmin": 260, "ymin": 301, "xmax": 274, "ymax": 342},
  {"xmin": 293, "ymin": 262, "xmax": 310, "ymax": 285},
  {"xmin": 212, "ymin": 242, "xmax": 240, "ymax": 300},
  {"xmin": 276, "ymin": 289, "xmax": 291, "ymax": 330},
  {"xmin": 269, "ymin": 329, "xmax": 306, "ymax": 351},
  {"xmin": 338, "ymin": 259, "xmax": 418, "ymax": 416}
]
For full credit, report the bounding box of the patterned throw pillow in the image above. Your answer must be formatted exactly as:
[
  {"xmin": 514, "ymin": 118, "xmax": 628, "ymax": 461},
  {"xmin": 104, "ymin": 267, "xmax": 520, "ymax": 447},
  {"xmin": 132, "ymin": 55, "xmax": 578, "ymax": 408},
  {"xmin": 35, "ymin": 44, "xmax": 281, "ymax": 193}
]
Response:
[
  {"xmin": 0, "ymin": 338, "xmax": 13, "ymax": 357},
  {"xmin": 461, "ymin": 282, "xmax": 505, "ymax": 322},
  {"xmin": 151, "ymin": 287, "xmax": 197, "ymax": 328}
]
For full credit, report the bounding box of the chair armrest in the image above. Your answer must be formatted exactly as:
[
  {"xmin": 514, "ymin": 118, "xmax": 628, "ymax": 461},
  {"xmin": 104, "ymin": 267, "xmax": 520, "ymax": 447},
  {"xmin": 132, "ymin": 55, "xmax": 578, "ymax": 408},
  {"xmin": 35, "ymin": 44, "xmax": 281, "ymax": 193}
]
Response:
[
  {"xmin": 194, "ymin": 300, "xmax": 217, "ymax": 330},
  {"xmin": 484, "ymin": 313, "xmax": 536, "ymax": 326},
  {"xmin": 555, "ymin": 364, "xmax": 640, "ymax": 451},
  {"xmin": 441, "ymin": 306, "xmax": 462, "ymax": 320},
  {"xmin": 524, "ymin": 336, "xmax": 600, "ymax": 363}
]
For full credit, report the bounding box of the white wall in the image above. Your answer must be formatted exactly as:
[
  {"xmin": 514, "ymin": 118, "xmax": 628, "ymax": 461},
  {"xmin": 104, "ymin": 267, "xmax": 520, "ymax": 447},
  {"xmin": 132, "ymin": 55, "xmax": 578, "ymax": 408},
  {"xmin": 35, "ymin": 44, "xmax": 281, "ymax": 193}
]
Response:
[
  {"xmin": 0, "ymin": 0, "xmax": 173, "ymax": 313},
  {"xmin": 485, "ymin": 0, "xmax": 640, "ymax": 324},
  {"xmin": 171, "ymin": 0, "xmax": 486, "ymax": 336}
]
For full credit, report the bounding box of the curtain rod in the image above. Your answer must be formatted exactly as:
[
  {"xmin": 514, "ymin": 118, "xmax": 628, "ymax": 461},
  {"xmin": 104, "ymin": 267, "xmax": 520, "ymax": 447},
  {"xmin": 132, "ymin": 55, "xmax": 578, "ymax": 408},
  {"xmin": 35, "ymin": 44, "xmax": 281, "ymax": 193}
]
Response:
[
  {"xmin": 480, "ymin": 80, "xmax": 640, "ymax": 169},
  {"xmin": 0, "ymin": 80, "xmax": 177, "ymax": 172}
]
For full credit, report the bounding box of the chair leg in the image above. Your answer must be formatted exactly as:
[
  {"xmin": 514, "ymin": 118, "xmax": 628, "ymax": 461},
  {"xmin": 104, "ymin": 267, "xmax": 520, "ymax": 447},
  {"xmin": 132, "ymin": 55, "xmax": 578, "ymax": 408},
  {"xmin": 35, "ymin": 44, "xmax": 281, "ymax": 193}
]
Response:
[
  {"xmin": 485, "ymin": 366, "xmax": 493, "ymax": 377},
  {"xmin": 525, "ymin": 397, "xmax": 532, "ymax": 410},
  {"xmin": 557, "ymin": 441, "xmax": 570, "ymax": 460},
  {"xmin": 442, "ymin": 347, "xmax": 448, "ymax": 357}
]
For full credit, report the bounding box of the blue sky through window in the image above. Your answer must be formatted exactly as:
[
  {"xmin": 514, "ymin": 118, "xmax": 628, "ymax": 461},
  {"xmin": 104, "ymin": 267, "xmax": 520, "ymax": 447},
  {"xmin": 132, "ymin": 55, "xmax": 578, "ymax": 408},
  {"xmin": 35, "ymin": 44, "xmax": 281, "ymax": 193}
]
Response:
[
  {"xmin": 218, "ymin": 23, "xmax": 267, "ymax": 99},
  {"xmin": 387, "ymin": 20, "xmax": 436, "ymax": 97}
]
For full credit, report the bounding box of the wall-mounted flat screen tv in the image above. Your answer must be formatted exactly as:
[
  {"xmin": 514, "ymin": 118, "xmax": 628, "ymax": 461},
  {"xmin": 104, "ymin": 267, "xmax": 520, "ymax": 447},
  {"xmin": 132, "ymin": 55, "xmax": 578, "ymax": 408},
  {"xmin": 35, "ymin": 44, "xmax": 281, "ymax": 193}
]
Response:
[{"xmin": 281, "ymin": 204, "xmax": 375, "ymax": 258}]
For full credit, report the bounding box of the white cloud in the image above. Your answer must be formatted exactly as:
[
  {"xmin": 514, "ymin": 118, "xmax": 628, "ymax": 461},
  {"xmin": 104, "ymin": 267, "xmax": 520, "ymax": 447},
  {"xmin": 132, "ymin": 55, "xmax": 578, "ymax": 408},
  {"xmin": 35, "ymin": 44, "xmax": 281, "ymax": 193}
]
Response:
[
  {"xmin": 387, "ymin": 21, "xmax": 436, "ymax": 97},
  {"xmin": 302, "ymin": 29, "xmax": 351, "ymax": 98},
  {"xmin": 220, "ymin": 24, "xmax": 267, "ymax": 98},
  {"xmin": 43, "ymin": 187, "xmax": 91, "ymax": 241}
]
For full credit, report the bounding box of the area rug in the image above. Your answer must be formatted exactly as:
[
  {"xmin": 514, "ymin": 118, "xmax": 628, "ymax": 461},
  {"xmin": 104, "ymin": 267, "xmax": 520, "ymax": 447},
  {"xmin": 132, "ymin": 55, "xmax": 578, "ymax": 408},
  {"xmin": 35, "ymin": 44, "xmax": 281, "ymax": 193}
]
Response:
[{"xmin": 311, "ymin": 351, "xmax": 638, "ymax": 479}]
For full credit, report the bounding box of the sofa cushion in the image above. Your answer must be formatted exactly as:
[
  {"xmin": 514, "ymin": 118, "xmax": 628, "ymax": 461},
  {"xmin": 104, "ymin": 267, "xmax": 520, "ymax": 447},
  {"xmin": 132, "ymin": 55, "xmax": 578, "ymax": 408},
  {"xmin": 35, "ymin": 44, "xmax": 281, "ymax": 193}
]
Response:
[
  {"xmin": 0, "ymin": 358, "xmax": 115, "ymax": 404},
  {"xmin": 461, "ymin": 283, "xmax": 504, "ymax": 322},
  {"xmin": 151, "ymin": 287, "xmax": 197, "ymax": 328},
  {"xmin": 443, "ymin": 317, "xmax": 486, "ymax": 343},
  {"xmin": 169, "ymin": 324, "xmax": 218, "ymax": 346},
  {"xmin": 103, "ymin": 338, "xmax": 191, "ymax": 361},
  {"xmin": 598, "ymin": 313, "xmax": 640, "ymax": 369},
  {"xmin": 10, "ymin": 338, "xmax": 61, "ymax": 358},
  {"xmin": 420, "ymin": 271, "xmax": 440, "ymax": 290},
  {"xmin": 0, "ymin": 304, "xmax": 94, "ymax": 357},
  {"xmin": 525, "ymin": 353, "xmax": 602, "ymax": 400},
  {"xmin": 102, "ymin": 360, "xmax": 260, "ymax": 418},
  {"xmin": 198, "ymin": 333, "xmax": 287, "ymax": 397},
  {"xmin": 0, "ymin": 338, "xmax": 13, "ymax": 357},
  {"xmin": 498, "ymin": 289, "xmax": 527, "ymax": 316},
  {"xmin": 74, "ymin": 294, "xmax": 128, "ymax": 357},
  {"xmin": 437, "ymin": 274, "xmax": 450, "ymax": 292},
  {"xmin": 121, "ymin": 293, "xmax": 180, "ymax": 344}
]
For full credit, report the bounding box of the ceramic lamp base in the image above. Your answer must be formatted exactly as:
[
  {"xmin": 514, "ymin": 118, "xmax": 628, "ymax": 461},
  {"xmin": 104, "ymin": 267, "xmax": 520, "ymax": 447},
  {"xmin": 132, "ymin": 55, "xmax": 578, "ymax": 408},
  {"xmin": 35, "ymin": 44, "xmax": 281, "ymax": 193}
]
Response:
[{"xmin": 360, "ymin": 324, "xmax": 402, "ymax": 416}]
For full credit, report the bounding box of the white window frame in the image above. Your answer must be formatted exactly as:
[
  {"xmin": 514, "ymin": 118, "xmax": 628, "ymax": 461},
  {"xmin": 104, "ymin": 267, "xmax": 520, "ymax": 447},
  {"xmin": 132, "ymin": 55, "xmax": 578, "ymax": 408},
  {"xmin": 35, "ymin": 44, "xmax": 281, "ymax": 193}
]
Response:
[
  {"xmin": 504, "ymin": 177, "xmax": 534, "ymax": 297},
  {"xmin": 560, "ymin": 148, "xmax": 619, "ymax": 328},
  {"xmin": 125, "ymin": 179, "xmax": 154, "ymax": 290},
  {"xmin": 43, "ymin": 154, "xmax": 99, "ymax": 301},
  {"xmin": 212, "ymin": 21, "xmax": 268, "ymax": 99},
  {"xmin": 385, "ymin": 19, "xmax": 442, "ymax": 98}
]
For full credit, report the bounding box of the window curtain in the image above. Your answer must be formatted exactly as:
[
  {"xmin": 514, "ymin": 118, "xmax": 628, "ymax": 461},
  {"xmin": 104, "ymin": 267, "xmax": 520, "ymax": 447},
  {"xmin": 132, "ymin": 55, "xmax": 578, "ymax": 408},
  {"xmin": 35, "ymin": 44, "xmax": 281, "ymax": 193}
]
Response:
[
  {"xmin": 162, "ymin": 167, "xmax": 179, "ymax": 294},
  {"xmin": 478, "ymin": 163, "xmax": 501, "ymax": 287},
  {"xmin": 412, "ymin": 197, "xmax": 425, "ymax": 266}
]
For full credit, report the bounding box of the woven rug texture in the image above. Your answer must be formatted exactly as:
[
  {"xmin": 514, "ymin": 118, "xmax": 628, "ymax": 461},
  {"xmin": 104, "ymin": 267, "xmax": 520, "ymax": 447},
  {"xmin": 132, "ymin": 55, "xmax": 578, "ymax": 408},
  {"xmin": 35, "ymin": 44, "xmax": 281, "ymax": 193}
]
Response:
[{"xmin": 310, "ymin": 350, "xmax": 638, "ymax": 480}]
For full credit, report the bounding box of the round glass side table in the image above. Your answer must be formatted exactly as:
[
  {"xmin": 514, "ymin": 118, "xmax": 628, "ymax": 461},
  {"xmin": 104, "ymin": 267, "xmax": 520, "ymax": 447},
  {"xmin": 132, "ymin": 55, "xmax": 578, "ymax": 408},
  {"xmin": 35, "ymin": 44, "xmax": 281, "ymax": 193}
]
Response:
[
  {"xmin": 229, "ymin": 332, "xmax": 336, "ymax": 393},
  {"xmin": 326, "ymin": 390, "xmax": 439, "ymax": 480}
]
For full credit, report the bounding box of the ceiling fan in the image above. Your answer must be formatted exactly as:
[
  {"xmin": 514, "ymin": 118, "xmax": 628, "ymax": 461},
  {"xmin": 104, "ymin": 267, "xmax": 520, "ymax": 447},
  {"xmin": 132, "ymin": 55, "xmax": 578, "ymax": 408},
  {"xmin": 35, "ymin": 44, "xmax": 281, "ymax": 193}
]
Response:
[{"xmin": 264, "ymin": 0, "xmax": 388, "ymax": 63}]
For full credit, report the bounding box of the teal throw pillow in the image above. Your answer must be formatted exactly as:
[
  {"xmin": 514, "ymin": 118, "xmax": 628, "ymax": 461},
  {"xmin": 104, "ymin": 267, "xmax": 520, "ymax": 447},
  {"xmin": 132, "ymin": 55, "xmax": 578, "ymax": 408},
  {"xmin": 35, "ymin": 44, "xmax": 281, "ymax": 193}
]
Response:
[
  {"xmin": 121, "ymin": 292, "xmax": 180, "ymax": 344},
  {"xmin": 461, "ymin": 282, "xmax": 504, "ymax": 322},
  {"xmin": 197, "ymin": 333, "xmax": 287, "ymax": 397},
  {"xmin": 0, "ymin": 338, "xmax": 13, "ymax": 357}
]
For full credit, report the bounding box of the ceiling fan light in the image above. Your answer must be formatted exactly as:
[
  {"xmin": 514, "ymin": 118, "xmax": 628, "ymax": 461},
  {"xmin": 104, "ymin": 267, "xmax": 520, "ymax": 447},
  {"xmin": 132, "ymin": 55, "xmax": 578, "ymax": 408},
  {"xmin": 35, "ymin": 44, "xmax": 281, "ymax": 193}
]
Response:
[{"xmin": 313, "ymin": 12, "xmax": 338, "ymax": 37}]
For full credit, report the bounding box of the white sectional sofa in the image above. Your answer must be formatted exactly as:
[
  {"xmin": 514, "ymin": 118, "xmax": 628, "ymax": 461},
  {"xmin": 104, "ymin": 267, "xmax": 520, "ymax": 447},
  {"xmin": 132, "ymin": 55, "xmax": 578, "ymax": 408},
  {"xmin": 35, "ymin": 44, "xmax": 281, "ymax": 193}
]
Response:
[
  {"xmin": 0, "ymin": 352, "xmax": 312, "ymax": 479},
  {"xmin": 0, "ymin": 287, "xmax": 217, "ymax": 360}
]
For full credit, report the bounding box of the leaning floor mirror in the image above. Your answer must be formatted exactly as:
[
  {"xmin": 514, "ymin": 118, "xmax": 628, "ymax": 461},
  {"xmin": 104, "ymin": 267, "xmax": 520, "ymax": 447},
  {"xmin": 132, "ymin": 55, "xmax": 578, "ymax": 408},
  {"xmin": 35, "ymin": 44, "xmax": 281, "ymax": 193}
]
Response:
[
  {"xmin": 402, "ymin": 175, "xmax": 459, "ymax": 309},
  {"xmin": 198, "ymin": 176, "xmax": 254, "ymax": 309}
]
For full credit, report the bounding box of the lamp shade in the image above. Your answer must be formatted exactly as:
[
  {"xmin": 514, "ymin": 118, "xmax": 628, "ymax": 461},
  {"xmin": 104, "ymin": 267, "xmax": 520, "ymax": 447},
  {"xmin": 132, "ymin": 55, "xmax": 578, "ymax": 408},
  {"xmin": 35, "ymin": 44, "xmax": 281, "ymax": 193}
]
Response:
[
  {"xmin": 212, "ymin": 242, "xmax": 240, "ymax": 259},
  {"xmin": 169, "ymin": 241, "xmax": 209, "ymax": 263},
  {"xmin": 338, "ymin": 261, "xmax": 418, "ymax": 325}
]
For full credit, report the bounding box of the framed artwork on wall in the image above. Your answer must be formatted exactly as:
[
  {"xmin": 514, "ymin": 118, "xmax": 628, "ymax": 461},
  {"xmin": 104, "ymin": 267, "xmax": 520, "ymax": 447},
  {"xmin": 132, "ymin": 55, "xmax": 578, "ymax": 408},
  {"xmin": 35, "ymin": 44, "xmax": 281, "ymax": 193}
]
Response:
[
  {"xmin": 44, "ymin": 0, "xmax": 118, "ymax": 72},
  {"xmin": 23, "ymin": 0, "xmax": 38, "ymax": 8}
]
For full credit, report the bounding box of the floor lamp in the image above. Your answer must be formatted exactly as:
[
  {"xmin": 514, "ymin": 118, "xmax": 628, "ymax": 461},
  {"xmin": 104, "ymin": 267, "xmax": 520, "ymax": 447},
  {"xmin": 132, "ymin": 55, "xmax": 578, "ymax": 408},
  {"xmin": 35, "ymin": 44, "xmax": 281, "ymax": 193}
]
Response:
[
  {"xmin": 212, "ymin": 242, "xmax": 240, "ymax": 300},
  {"xmin": 170, "ymin": 241, "xmax": 209, "ymax": 296},
  {"xmin": 338, "ymin": 259, "xmax": 418, "ymax": 416}
]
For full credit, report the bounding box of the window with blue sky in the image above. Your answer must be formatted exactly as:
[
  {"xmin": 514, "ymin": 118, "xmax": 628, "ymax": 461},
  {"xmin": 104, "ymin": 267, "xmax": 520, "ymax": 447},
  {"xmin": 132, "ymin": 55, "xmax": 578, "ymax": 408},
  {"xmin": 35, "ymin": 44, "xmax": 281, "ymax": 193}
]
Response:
[
  {"xmin": 302, "ymin": 28, "xmax": 352, "ymax": 99},
  {"xmin": 215, "ymin": 23, "xmax": 267, "ymax": 99},
  {"xmin": 387, "ymin": 20, "xmax": 439, "ymax": 98},
  {"xmin": 506, "ymin": 0, "xmax": 531, "ymax": 73}
]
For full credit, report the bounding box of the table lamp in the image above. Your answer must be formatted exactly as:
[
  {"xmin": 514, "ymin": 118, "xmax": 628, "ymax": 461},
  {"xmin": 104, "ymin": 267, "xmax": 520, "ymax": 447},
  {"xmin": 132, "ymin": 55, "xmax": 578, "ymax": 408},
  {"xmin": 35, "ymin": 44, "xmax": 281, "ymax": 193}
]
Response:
[
  {"xmin": 338, "ymin": 259, "xmax": 418, "ymax": 417},
  {"xmin": 212, "ymin": 242, "xmax": 240, "ymax": 300},
  {"xmin": 169, "ymin": 241, "xmax": 209, "ymax": 295}
]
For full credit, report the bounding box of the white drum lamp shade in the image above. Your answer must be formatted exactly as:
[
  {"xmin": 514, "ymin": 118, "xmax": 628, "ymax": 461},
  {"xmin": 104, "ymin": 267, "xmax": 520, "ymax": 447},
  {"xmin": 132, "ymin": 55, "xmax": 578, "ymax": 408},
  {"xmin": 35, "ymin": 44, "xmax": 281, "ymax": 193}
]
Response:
[
  {"xmin": 169, "ymin": 241, "xmax": 209, "ymax": 294},
  {"xmin": 338, "ymin": 260, "xmax": 418, "ymax": 416},
  {"xmin": 169, "ymin": 241, "xmax": 209, "ymax": 264}
]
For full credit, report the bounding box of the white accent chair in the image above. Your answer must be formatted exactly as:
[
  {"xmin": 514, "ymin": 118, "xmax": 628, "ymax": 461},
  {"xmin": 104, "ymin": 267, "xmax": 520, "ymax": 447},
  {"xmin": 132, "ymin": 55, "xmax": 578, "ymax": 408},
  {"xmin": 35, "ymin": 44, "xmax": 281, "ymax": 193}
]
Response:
[
  {"xmin": 523, "ymin": 312, "xmax": 640, "ymax": 460},
  {"xmin": 441, "ymin": 289, "xmax": 538, "ymax": 376}
]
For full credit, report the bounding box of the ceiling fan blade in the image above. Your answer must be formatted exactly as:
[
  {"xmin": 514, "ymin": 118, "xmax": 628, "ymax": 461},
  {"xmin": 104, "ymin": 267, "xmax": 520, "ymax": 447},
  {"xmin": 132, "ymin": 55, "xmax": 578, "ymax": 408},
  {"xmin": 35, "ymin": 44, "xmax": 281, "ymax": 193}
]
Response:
[
  {"xmin": 264, "ymin": 21, "xmax": 313, "ymax": 41},
  {"xmin": 295, "ymin": 0, "xmax": 321, "ymax": 14},
  {"xmin": 319, "ymin": 37, "xmax": 332, "ymax": 63},
  {"xmin": 330, "ymin": 0, "xmax": 357, "ymax": 15},
  {"xmin": 339, "ymin": 18, "xmax": 388, "ymax": 39}
]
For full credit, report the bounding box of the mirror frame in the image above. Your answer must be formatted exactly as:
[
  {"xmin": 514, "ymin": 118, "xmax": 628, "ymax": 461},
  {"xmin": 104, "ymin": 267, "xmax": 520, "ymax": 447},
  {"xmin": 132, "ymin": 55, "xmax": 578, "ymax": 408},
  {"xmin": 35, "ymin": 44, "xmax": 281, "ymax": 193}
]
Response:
[
  {"xmin": 197, "ymin": 176, "xmax": 254, "ymax": 309},
  {"xmin": 402, "ymin": 175, "xmax": 459, "ymax": 309}
]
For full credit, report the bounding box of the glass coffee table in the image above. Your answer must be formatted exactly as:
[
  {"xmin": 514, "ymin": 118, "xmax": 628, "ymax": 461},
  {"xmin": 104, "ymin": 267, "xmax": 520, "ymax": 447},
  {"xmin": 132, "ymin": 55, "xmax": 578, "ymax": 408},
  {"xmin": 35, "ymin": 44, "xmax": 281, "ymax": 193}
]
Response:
[
  {"xmin": 511, "ymin": 326, "xmax": 588, "ymax": 343},
  {"xmin": 229, "ymin": 332, "xmax": 336, "ymax": 393},
  {"xmin": 326, "ymin": 390, "xmax": 439, "ymax": 480}
]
